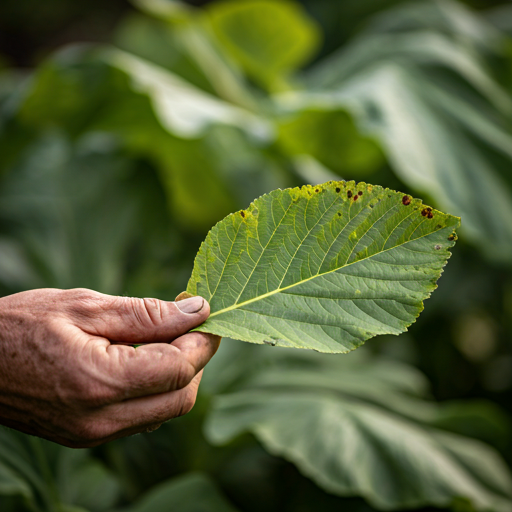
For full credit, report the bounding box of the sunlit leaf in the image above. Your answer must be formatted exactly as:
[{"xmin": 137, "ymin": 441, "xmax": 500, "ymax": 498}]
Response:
[
  {"xmin": 188, "ymin": 180, "xmax": 459, "ymax": 352},
  {"xmin": 106, "ymin": 49, "xmax": 271, "ymax": 140},
  {"xmin": 277, "ymin": 109, "xmax": 383, "ymax": 176},
  {"xmin": 206, "ymin": 0, "xmax": 321, "ymax": 89}
]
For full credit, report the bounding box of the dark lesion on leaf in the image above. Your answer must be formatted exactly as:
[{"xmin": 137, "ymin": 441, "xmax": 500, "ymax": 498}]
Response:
[
  {"xmin": 336, "ymin": 187, "xmax": 341, "ymax": 193},
  {"xmin": 421, "ymin": 207, "xmax": 434, "ymax": 219},
  {"xmin": 240, "ymin": 211, "xmax": 246, "ymax": 218},
  {"xmin": 358, "ymin": 191, "xmax": 363, "ymax": 196},
  {"xmin": 402, "ymin": 195, "xmax": 411, "ymax": 206},
  {"xmin": 448, "ymin": 234, "xmax": 457, "ymax": 241},
  {"xmin": 347, "ymin": 190, "xmax": 353, "ymax": 198}
]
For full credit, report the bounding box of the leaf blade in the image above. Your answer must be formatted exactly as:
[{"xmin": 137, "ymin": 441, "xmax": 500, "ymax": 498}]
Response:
[{"xmin": 188, "ymin": 181, "xmax": 459, "ymax": 352}]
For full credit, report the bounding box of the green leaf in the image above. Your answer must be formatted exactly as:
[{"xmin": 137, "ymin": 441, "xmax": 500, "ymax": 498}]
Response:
[
  {"xmin": 277, "ymin": 108, "xmax": 384, "ymax": 176},
  {"xmin": 206, "ymin": 0, "xmax": 321, "ymax": 89},
  {"xmin": 105, "ymin": 49, "xmax": 270, "ymax": 140},
  {"xmin": 204, "ymin": 348, "xmax": 512, "ymax": 511},
  {"xmin": 123, "ymin": 472, "xmax": 239, "ymax": 512},
  {"xmin": 56, "ymin": 449, "xmax": 121, "ymax": 512},
  {"xmin": 0, "ymin": 461, "xmax": 33, "ymax": 502},
  {"xmin": 188, "ymin": 181, "xmax": 459, "ymax": 353}
]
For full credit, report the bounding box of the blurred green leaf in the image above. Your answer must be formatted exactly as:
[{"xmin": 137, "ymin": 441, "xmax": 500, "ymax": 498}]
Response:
[
  {"xmin": 56, "ymin": 450, "xmax": 120, "ymax": 512},
  {"xmin": 189, "ymin": 180, "xmax": 459, "ymax": 352},
  {"xmin": 0, "ymin": 462, "xmax": 33, "ymax": 505},
  {"xmin": 277, "ymin": 109, "xmax": 384, "ymax": 176},
  {"xmin": 205, "ymin": 348, "xmax": 512, "ymax": 511},
  {"xmin": 0, "ymin": 428, "xmax": 120, "ymax": 512},
  {"xmin": 0, "ymin": 131, "xmax": 155, "ymax": 293},
  {"xmin": 106, "ymin": 49, "xmax": 271, "ymax": 140},
  {"xmin": 119, "ymin": 472, "xmax": 239, "ymax": 512},
  {"xmin": 132, "ymin": 0, "xmax": 258, "ymax": 108},
  {"xmin": 131, "ymin": 0, "xmax": 195, "ymax": 25},
  {"xmin": 206, "ymin": 0, "xmax": 321, "ymax": 90}
]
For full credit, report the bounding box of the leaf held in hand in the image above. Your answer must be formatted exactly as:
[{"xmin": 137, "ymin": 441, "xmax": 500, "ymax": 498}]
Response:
[{"xmin": 187, "ymin": 181, "xmax": 459, "ymax": 353}]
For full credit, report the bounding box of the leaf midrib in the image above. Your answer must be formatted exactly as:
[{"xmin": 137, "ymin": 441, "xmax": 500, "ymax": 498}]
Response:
[{"xmin": 209, "ymin": 225, "xmax": 444, "ymax": 318}]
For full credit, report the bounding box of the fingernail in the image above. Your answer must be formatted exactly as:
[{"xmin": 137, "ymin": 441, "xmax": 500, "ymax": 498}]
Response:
[{"xmin": 175, "ymin": 296, "xmax": 204, "ymax": 314}]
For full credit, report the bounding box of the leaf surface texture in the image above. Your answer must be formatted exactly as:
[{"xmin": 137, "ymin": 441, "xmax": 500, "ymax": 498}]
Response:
[{"xmin": 188, "ymin": 181, "xmax": 459, "ymax": 352}]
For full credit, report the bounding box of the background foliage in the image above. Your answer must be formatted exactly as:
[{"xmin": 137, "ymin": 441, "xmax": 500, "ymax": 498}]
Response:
[{"xmin": 1, "ymin": 0, "xmax": 512, "ymax": 511}]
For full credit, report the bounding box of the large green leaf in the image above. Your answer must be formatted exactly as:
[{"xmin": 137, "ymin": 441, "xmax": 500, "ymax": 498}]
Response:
[
  {"xmin": 204, "ymin": 347, "xmax": 512, "ymax": 511},
  {"xmin": 188, "ymin": 181, "xmax": 459, "ymax": 353},
  {"xmin": 105, "ymin": 49, "xmax": 270, "ymax": 140}
]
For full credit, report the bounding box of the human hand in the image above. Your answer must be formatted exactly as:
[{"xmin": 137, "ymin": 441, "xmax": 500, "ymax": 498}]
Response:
[{"xmin": 0, "ymin": 288, "xmax": 220, "ymax": 448}]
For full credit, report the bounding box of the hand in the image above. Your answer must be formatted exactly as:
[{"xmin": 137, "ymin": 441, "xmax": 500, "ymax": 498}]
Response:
[{"xmin": 0, "ymin": 288, "xmax": 220, "ymax": 448}]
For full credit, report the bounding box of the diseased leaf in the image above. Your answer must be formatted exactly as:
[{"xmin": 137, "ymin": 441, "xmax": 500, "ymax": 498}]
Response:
[{"xmin": 188, "ymin": 181, "xmax": 459, "ymax": 353}]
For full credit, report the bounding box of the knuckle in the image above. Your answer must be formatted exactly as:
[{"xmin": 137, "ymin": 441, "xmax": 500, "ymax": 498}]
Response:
[
  {"xmin": 65, "ymin": 288, "xmax": 96, "ymax": 302},
  {"xmin": 141, "ymin": 298, "xmax": 164, "ymax": 327},
  {"xmin": 64, "ymin": 288, "xmax": 105, "ymax": 315},
  {"xmin": 120, "ymin": 298, "xmax": 163, "ymax": 330}
]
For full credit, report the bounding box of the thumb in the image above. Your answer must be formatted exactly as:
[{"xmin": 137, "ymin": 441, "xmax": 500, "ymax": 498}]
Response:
[{"xmin": 70, "ymin": 291, "xmax": 210, "ymax": 344}]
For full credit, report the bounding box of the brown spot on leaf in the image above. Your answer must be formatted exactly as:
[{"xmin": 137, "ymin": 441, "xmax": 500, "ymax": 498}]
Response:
[
  {"xmin": 338, "ymin": 212, "xmax": 342, "ymax": 217},
  {"xmin": 315, "ymin": 189, "xmax": 319, "ymax": 193},
  {"xmin": 354, "ymin": 195, "xmax": 359, "ymax": 201},
  {"xmin": 427, "ymin": 211, "xmax": 434, "ymax": 219},
  {"xmin": 358, "ymin": 191, "xmax": 363, "ymax": 196},
  {"xmin": 402, "ymin": 195, "xmax": 411, "ymax": 206},
  {"xmin": 421, "ymin": 209, "xmax": 428, "ymax": 217},
  {"xmin": 436, "ymin": 224, "xmax": 442, "ymax": 230},
  {"xmin": 336, "ymin": 187, "xmax": 341, "ymax": 193},
  {"xmin": 347, "ymin": 190, "xmax": 353, "ymax": 198},
  {"xmin": 240, "ymin": 211, "xmax": 246, "ymax": 218},
  {"xmin": 435, "ymin": 245, "xmax": 442, "ymax": 250},
  {"xmin": 448, "ymin": 234, "xmax": 456, "ymax": 241}
]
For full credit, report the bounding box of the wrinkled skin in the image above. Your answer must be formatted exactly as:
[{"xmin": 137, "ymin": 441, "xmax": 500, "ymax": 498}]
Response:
[{"xmin": 0, "ymin": 288, "xmax": 220, "ymax": 448}]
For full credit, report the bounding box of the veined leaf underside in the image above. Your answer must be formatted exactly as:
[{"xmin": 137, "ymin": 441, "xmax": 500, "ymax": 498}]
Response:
[{"xmin": 187, "ymin": 180, "xmax": 459, "ymax": 353}]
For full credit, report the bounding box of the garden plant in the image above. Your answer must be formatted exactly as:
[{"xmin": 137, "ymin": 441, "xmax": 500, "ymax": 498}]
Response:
[{"xmin": 1, "ymin": 0, "xmax": 512, "ymax": 511}]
